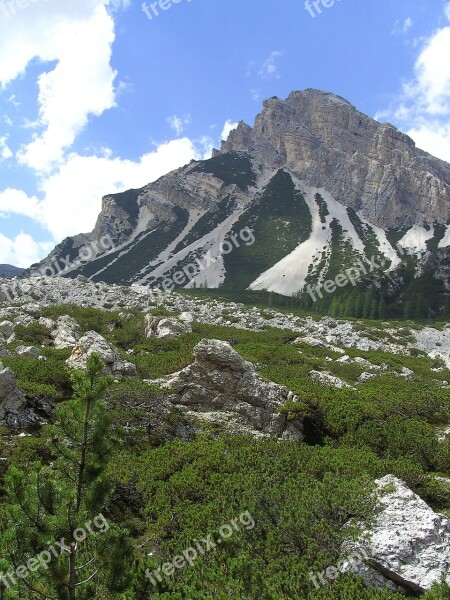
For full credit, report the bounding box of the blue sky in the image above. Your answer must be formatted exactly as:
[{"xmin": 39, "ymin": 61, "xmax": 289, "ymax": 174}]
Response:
[{"xmin": 0, "ymin": 0, "xmax": 449, "ymax": 266}]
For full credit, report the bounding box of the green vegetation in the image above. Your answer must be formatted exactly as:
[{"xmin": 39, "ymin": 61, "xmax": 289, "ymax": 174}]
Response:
[
  {"xmin": 222, "ymin": 170, "xmax": 313, "ymax": 289},
  {"xmin": 0, "ymin": 355, "xmax": 133, "ymax": 599},
  {"xmin": 315, "ymin": 193, "xmax": 329, "ymax": 224},
  {"xmin": 14, "ymin": 322, "xmax": 52, "ymax": 345},
  {"xmin": 190, "ymin": 151, "xmax": 256, "ymax": 191},
  {"xmin": 1, "ymin": 349, "xmax": 73, "ymax": 401},
  {"xmin": 2, "ymin": 303, "xmax": 450, "ymax": 598},
  {"xmin": 72, "ymin": 207, "xmax": 190, "ymax": 285}
]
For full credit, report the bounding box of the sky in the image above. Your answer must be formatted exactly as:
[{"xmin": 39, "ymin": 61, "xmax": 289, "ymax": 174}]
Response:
[{"xmin": 0, "ymin": 0, "xmax": 449, "ymax": 267}]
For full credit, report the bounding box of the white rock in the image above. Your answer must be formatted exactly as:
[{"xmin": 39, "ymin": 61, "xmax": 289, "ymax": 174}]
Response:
[
  {"xmin": 15, "ymin": 345, "xmax": 41, "ymax": 358},
  {"xmin": 0, "ymin": 320, "xmax": 14, "ymax": 337},
  {"xmin": 309, "ymin": 370, "xmax": 356, "ymax": 390},
  {"xmin": 51, "ymin": 315, "xmax": 81, "ymax": 349},
  {"xmin": 66, "ymin": 331, "xmax": 136, "ymax": 378},
  {"xmin": 337, "ymin": 354, "xmax": 351, "ymax": 363},
  {"xmin": 179, "ymin": 311, "xmax": 194, "ymax": 324},
  {"xmin": 144, "ymin": 314, "xmax": 191, "ymax": 339},
  {"xmin": 358, "ymin": 372, "xmax": 376, "ymax": 383},
  {"xmin": 347, "ymin": 475, "xmax": 450, "ymax": 593},
  {"xmin": 39, "ymin": 317, "xmax": 56, "ymax": 329}
]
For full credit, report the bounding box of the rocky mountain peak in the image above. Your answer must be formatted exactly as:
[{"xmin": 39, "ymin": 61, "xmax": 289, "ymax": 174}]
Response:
[{"xmin": 218, "ymin": 89, "xmax": 450, "ymax": 229}]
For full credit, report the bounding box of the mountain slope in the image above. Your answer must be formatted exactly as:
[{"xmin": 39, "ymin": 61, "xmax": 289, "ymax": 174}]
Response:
[
  {"xmin": 0, "ymin": 264, "xmax": 25, "ymax": 278},
  {"xmin": 28, "ymin": 90, "xmax": 450, "ymax": 318}
]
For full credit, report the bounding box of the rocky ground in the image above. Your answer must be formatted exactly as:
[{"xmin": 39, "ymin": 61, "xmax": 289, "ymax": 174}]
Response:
[
  {"xmin": 2, "ymin": 275, "xmax": 450, "ymax": 366},
  {"xmin": 2, "ymin": 275, "xmax": 450, "ymax": 596}
]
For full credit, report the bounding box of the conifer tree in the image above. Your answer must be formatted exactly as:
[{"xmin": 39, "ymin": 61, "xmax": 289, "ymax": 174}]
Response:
[{"xmin": 0, "ymin": 354, "xmax": 133, "ymax": 600}]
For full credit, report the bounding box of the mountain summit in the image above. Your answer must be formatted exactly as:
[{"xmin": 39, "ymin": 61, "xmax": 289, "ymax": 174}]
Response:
[{"xmin": 29, "ymin": 90, "xmax": 450, "ymax": 318}]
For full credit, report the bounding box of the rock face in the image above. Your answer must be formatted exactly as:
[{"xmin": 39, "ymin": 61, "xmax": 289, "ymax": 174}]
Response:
[
  {"xmin": 144, "ymin": 314, "xmax": 192, "ymax": 339},
  {"xmin": 15, "ymin": 345, "xmax": 41, "ymax": 358},
  {"xmin": 309, "ymin": 370, "xmax": 356, "ymax": 390},
  {"xmin": 218, "ymin": 89, "xmax": 450, "ymax": 229},
  {"xmin": 0, "ymin": 320, "xmax": 14, "ymax": 338},
  {"xmin": 152, "ymin": 339, "xmax": 303, "ymax": 440},
  {"xmin": 348, "ymin": 475, "xmax": 450, "ymax": 593},
  {"xmin": 26, "ymin": 89, "xmax": 450, "ymax": 301},
  {"xmin": 66, "ymin": 331, "xmax": 136, "ymax": 378}
]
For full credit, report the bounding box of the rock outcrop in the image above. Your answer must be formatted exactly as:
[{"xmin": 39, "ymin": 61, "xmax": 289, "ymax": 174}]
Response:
[
  {"xmin": 150, "ymin": 339, "xmax": 303, "ymax": 440},
  {"xmin": 51, "ymin": 315, "xmax": 81, "ymax": 349},
  {"xmin": 144, "ymin": 314, "xmax": 192, "ymax": 339},
  {"xmin": 15, "ymin": 345, "xmax": 41, "ymax": 358},
  {"xmin": 218, "ymin": 89, "xmax": 450, "ymax": 229},
  {"xmin": 347, "ymin": 475, "xmax": 450, "ymax": 593},
  {"xmin": 0, "ymin": 361, "xmax": 42, "ymax": 428},
  {"xmin": 66, "ymin": 331, "xmax": 136, "ymax": 378}
]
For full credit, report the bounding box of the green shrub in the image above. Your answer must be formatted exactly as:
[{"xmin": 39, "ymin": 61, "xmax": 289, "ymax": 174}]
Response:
[
  {"xmin": 14, "ymin": 322, "xmax": 51, "ymax": 345},
  {"xmin": 1, "ymin": 354, "xmax": 72, "ymax": 400},
  {"xmin": 41, "ymin": 304, "xmax": 120, "ymax": 336}
]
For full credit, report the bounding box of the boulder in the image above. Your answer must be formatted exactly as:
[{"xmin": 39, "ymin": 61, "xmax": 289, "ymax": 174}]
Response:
[
  {"xmin": 14, "ymin": 315, "xmax": 35, "ymax": 327},
  {"xmin": 0, "ymin": 320, "xmax": 14, "ymax": 338},
  {"xmin": 0, "ymin": 361, "xmax": 41, "ymax": 428},
  {"xmin": 144, "ymin": 314, "xmax": 191, "ymax": 339},
  {"xmin": 66, "ymin": 331, "xmax": 136, "ymax": 378},
  {"xmin": 15, "ymin": 345, "xmax": 41, "ymax": 358},
  {"xmin": 309, "ymin": 370, "xmax": 356, "ymax": 390},
  {"xmin": 150, "ymin": 339, "xmax": 303, "ymax": 440},
  {"xmin": 39, "ymin": 317, "xmax": 56, "ymax": 330},
  {"xmin": 51, "ymin": 315, "xmax": 81, "ymax": 349},
  {"xmin": 346, "ymin": 475, "xmax": 450, "ymax": 593}
]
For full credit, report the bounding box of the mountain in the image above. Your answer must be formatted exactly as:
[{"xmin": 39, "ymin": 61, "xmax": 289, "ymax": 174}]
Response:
[
  {"xmin": 0, "ymin": 264, "xmax": 25, "ymax": 278},
  {"xmin": 29, "ymin": 89, "xmax": 450, "ymax": 318}
]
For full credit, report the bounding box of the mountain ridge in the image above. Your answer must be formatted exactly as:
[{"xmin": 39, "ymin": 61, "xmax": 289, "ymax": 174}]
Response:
[{"xmin": 27, "ymin": 89, "xmax": 450, "ymax": 318}]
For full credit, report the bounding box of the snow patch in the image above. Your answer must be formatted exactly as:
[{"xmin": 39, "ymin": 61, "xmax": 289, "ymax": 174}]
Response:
[
  {"xmin": 438, "ymin": 224, "xmax": 450, "ymax": 249},
  {"xmin": 249, "ymin": 176, "xmax": 369, "ymax": 296},
  {"xmin": 398, "ymin": 225, "xmax": 434, "ymax": 256}
]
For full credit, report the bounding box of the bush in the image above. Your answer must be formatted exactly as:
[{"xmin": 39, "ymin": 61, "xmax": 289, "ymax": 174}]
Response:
[
  {"xmin": 41, "ymin": 304, "xmax": 120, "ymax": 336},
  {"xmin": 14, "ymin": 322, "xmax": 51, "ymax": 345},
  {"xmin": 1, "ymin": 353, "xmax": 72, "ymax": 400}
]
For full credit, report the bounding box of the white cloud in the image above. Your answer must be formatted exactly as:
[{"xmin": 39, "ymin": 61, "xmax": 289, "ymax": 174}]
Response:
[
  {"xmin": 403, "ymin": 17, "xmax": 413, "ymax": 32},
  {"xmin": 0, "ymin": 189, "xmax": 40, "ymax": 219},
  {"xmin": 0, "ymin": 138, "xmax": 201, "ymax": 243},
  {"xmin": 0, "ymin": 136, "xmax": 12, "ymax": 160},
  {"xmin": 167, "ymin": 114, "xmax": 192, "ymax": 136},
  {"xmin": 220, "ymin": 120, "xmax": 238, "ymax": 142},
  {"xmin": 14, "ymin": 4, "xmax": 117, "ymax": 172},
  {"xmin": 377, "ymin": 5, "xmax": 450, "ymax": 163},
  {"xmin": 258, "ymin": 51, "xmax": 283, "ymax": 79},
  {"xmin": 0, "ymin": 0, "xmax": 212, "ymax": 266},
  {"xmin": 445, "ymin": 2, "xmax": 450, "ymax": 21},
  {"xmin": 0, "ymin": 232, "xmax": 54, "ymax": 268},
  {"xmin": 250, "ymin": 89, "xmax": 260, "ymax": 102},
  {"xmin": 392, "ymin": 17, "xmax": 413, "ymax": 35}
]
